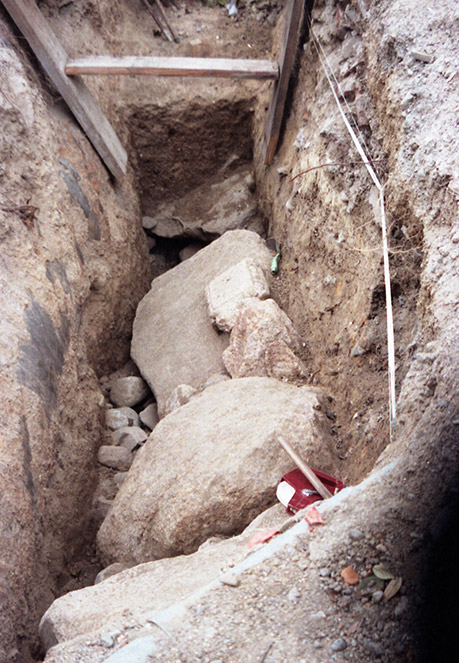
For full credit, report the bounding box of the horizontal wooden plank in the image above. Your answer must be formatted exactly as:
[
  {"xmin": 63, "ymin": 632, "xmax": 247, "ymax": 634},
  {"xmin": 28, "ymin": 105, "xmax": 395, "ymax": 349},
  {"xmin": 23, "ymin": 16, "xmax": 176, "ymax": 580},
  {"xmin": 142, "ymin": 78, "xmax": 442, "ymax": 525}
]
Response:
[
  {"xmin": 65, "ymin": 56, "xmax": 279, "ymax": 80},
  {"xmin": 1, "ymin": 0, "xmax": 127, "ymax": 180}
]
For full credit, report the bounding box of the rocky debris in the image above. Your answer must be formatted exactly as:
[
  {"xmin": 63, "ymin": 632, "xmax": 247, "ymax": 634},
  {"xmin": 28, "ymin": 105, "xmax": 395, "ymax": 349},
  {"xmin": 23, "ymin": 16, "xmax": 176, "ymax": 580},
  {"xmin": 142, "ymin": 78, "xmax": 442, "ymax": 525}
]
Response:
[
  {"xmin": 97, "ymin": 377, "xmax": 337, "ymax": 565},
  {"xmin": 99, "ymin": 361, "xmax": 142, "ymax": 394},
  {"xmin": 112, "ymin": 426, "xmax": 148, "ymax": 452},
  {"xmin": 105, "ymin": 409, "xmax": 130, "ymax": 431},
  {"xmin": 139, "ymin": 403, "xmax": 159, "ymax": 430},
  {"xmin": 141, "ymin": 216, "xmax": 157, "ymax": 230},
  {"xmin": 113, "ymin": 473, "xmax": 128, "ymax": 490},
  {"xmin": 97, "ymin": 446, "xmax": 134, "ymax": 472},
  {"xmin": 202, "ymin": 373, "xmax": 231, "ymax": 390},
  {"xmin": 131, "ymin": 230, "xmax": 272, "ymax": 417},
  {"xmin": 179, "ymin": 242, "xmax": 204, "ymax": 262},
  {"xmin": 164, "ymin": 384, "xmax": 198, "ymax": 416},
  {"xmin": 118, "ymin": 407, "xmax": 140, "ymax": 426},
  {"xmin": 40, "ymin": 504, "xmax": 288, "ymax": 652},
  {"xmin": 109, "ymin": 377, "xmax": 150, "ymax": 408},
  {"xmin": 94, "ymin": 563, "xmax": 130, "ymax": 585},
  {"xmin": 222, "ymin": 298, "xmax": 307, "ymax": 380},
  {"xmin": 106, "ymin": 407, "xmax": 140, "ymax": 431},
  {"xmin": 143, "ymin": 167, "xmax": 266, "ymax": 242},
  {"xmin": 206, "ymin": 258, "xmax": 270, "ymax": 332}
]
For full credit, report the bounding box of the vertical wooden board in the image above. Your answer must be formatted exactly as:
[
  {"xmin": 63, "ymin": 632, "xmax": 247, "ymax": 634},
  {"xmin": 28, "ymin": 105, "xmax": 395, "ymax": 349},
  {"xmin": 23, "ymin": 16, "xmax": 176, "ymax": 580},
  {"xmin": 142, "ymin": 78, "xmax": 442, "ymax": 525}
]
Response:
[
  {"xmin": 1, "ymin": 0, "xmax": 127, "ymax": 180},
  {"xmin": 263, "ymin": 0, "xmax": 304, "ymax": 165}
]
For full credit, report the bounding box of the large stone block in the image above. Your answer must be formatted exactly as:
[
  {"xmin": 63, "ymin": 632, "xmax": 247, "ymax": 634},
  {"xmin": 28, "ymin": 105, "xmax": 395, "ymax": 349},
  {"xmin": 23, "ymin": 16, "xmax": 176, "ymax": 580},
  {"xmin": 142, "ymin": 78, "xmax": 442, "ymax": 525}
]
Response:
[
  {"xmin": 97, "ymin": 377, "xmax": 337, "ymax": 565},
  {"xmin": 40, "ymin": 504, "xmax": 287, "ymax": 653},
  {"xmin": 223, "ymin": 298, "xmax": 306, "ymax": 380},
  {"xmin": 131, "ymin": 230, "xmax": 272, "ymax": 417},
  {"xmin": 206, "ymin": 258, "xmax": 270, "ymax": 331}
]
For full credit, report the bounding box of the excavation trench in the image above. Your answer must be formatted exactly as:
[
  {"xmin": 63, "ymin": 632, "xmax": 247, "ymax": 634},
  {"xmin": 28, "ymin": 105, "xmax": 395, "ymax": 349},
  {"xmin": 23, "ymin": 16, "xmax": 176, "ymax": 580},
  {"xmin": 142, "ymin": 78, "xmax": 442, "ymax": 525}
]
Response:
[
  {"xmin": 63, "ymin": 92, "xmax": 408, "ymax": 592},
  {"xmin": 47, "ymin": 39, "xmax": 424, "ymax": 626},
  {"xmin": 4, "ymin": 2, "xmax": 458, "ymax": 661}
]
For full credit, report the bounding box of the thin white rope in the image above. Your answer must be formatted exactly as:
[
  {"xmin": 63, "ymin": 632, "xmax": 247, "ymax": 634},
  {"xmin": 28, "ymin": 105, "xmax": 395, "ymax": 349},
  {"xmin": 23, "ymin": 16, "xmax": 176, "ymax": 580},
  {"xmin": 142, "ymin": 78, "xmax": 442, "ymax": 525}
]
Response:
[{"xmin": 309, "ymin": 27, "xmax": 397, "ymax": 426}]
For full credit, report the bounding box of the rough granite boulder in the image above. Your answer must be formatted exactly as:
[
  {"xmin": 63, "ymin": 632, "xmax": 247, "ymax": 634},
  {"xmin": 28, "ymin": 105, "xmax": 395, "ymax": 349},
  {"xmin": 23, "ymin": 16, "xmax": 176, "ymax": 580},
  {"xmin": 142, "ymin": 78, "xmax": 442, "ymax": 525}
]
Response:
[
  {"xmin": 97, "ymin": 377, "xmax": 337, "ymax": 565},
  {"xmin": 131, "ymin": 230, "xmax": 272, "ymax": 417},
  {"xmin": 40, "ymin": 504, "xmax": 287, "ymax": 653},
  {"xmin": 223, "ymin": 298, "xmax": 307, "ymax": 380},
  {"xmin": 206, "ymin": 258, "xmax": 270, "ymax": 331},
  {"xmin": 144, "ymin": 167, "xmax": 266, "ymax": 241}
]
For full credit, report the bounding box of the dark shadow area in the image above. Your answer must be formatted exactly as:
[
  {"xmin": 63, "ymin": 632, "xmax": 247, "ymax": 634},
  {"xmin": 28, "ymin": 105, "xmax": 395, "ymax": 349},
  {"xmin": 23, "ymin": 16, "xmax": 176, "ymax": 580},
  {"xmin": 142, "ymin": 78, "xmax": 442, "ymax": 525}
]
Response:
[{"xmin": 417, "ymin": 435, "xmax": 459, "ymax": 661}]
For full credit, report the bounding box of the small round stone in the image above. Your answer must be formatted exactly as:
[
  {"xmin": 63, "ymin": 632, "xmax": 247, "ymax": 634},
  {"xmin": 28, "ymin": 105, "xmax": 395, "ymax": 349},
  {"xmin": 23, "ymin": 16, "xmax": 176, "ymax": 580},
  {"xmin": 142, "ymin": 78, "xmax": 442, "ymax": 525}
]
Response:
[
  {"xmin": 349, "ymin": 529, "xmax": 364, "ymax": 541},
  {"xmin": 330, "ymin": 637, "xmax": 347, "ymax": 652}
]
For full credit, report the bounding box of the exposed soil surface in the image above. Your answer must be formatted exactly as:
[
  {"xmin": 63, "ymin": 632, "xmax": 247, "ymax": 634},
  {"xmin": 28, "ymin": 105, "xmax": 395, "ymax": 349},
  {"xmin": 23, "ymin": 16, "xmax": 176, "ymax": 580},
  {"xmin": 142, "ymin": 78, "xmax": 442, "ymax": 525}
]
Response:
[{"xmin": 1, "ymin": 1, "xmax": 458, "ymax": 662}]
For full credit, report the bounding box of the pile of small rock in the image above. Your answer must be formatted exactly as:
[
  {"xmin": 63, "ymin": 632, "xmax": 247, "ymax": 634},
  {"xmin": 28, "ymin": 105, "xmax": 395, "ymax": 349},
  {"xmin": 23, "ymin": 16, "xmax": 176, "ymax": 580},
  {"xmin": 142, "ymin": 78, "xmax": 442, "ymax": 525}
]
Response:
[{"xmin": 98, "ymin": 375, "xmax": 157, "ymax": 474}]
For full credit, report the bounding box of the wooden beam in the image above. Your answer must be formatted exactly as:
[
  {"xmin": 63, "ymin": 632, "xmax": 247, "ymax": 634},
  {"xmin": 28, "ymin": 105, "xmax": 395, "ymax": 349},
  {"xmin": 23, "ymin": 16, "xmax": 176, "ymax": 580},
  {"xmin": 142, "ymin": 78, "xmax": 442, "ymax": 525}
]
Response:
[
  {"xmin": 65, "ymin": 56, "xmax": 279, "ymax": 80},
  {"xmin": 263, "ymin": 0, "xmax": 304, "ymax": 165},
  {"xmin": 1, "ymin": 0, "xmax": 127, "ymax": 180}
]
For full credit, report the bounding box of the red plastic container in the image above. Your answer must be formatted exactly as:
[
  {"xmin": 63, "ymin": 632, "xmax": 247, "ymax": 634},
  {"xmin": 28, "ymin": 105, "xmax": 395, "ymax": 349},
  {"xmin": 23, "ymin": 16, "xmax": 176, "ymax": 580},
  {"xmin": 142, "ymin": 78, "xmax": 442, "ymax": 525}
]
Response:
[{"xmin": 279, "ymin": 468, "xmax": 344, "ymax": 514}]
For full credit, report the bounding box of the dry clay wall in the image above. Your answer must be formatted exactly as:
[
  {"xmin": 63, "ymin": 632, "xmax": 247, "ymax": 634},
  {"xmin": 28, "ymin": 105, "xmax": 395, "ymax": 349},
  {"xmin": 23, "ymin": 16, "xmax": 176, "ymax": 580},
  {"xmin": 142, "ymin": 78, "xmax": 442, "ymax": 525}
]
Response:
[
  {"xmin": 254, "ymin": 0, "xmax": 459, "ymax": 487},
  {"xmin": 0, "ymin": 12, "xmax": 150, "ymax": 661}
]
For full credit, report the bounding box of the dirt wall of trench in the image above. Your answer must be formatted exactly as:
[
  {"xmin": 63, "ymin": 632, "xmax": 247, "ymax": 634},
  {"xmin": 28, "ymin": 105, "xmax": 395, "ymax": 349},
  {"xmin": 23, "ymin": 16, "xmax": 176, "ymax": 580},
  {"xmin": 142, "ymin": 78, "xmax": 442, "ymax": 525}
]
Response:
[
  {"xmin": 0, "ymin": 11, "xmax": 150, "ymax": 661},
  {"xmin": 254, "ymin": 0, "xmax": 458, "ymax": 486},
  {"xmin": 252, "ymin": 0, "xmax": 459, "ymax": 644}
]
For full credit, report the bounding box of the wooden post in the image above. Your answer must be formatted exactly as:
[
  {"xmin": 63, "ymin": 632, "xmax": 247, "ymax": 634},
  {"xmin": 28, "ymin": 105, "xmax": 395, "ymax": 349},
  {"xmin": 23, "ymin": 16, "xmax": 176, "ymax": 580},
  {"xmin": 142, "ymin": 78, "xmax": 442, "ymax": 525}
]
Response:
[
  {"xmin": 263, "ymin": 0, "xmax": 304, "ymax": 165},
  {"xmin": 1, "ymin": 0, "xmax": 127, "ymax": 180}
]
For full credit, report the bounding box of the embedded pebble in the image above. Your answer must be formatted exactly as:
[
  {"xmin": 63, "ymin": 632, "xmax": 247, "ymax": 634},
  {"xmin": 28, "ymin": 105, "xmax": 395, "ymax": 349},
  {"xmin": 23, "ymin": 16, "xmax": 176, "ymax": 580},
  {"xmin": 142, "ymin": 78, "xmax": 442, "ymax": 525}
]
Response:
[
  {"xmin": 372, "ymin": 590, "xmax": 384, "ymax": 603},
  {"xmin": 349, "ymin": 529, "xmax": 364, "ymax": 541},
  {"xmin": 97, "ymin": 445, "xmax": 133, "ymax": 471},
  {"xmin": 118, "ymin": 407, "xmax": 140, "ymax": 426},
  {"xmin": 142, "ymin": 216, "xmax": 157, "ymax": 230},
  {"xmin": 330, "ymin": 637, "xmax": 347, "ymax": 652},
  {"xmin": 105, "ymin": 409, "xmax": 130, "ymax": 431},
  {"xmin": 112, "ymin": 426, "xmax": 147, "ymax": 447},
  {"xmin": 364, "ymin": 640, "xmax": 384, "ymax": 656},
  {"xmin": 179, "ymin": 243, "xmax": 204, "ymax": 262},
  {"xmin": 100, "ymin": 632, "xmax": 116, "ymax": 648},
  {"xmin": 220, "ymin": 574, "xmax": 240, "ymax": 588},
  {"xmin": 288, "ymin": 586, "xmax": 301, "ymax": 603},
  {"xmin": 310, "ymin": 610, "xmax": 326, "ymax": 621},
  {"xmin": 319, "ymin": 567, "xmax": 331, "ymax": 577},
  {"xmin": 95, "ymin": 563, "xmax": 129, "ymax": 585}
]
